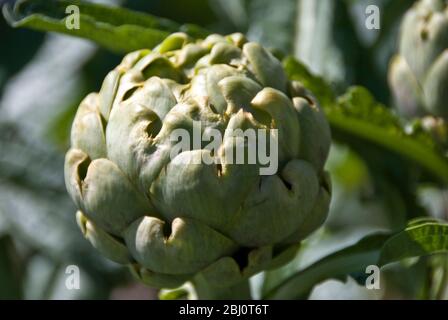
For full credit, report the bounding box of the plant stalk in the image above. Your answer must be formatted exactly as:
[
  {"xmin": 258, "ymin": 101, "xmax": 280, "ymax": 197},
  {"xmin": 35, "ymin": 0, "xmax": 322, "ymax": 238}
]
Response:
[{"xmin": 192, "ymin": 275, "xmax": 252, "ymax": 300}]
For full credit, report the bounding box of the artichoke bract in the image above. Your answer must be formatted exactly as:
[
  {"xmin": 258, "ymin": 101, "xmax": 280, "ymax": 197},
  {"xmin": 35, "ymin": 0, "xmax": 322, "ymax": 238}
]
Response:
[
  {"xmin": 64, "ymin": 33, "xmax": 332, "ymax": 289},
  {"xmin": 389, "ymin": 0, "xmax": 448, "ymax": 119}
]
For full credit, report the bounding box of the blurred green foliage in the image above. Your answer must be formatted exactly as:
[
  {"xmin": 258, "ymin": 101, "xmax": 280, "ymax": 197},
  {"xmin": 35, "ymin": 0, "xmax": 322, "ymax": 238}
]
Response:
[{"xmin": 0, "ymin": 0, "xmax": 447, "ymax": 300}]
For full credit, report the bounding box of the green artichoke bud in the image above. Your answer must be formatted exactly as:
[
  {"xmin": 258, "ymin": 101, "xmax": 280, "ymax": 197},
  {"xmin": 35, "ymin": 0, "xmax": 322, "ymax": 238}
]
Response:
[
  {"xmin": 64, "ymin": 33, "xmax": 332, "ymax": 289},
  {"xmin": 389, "ymin": 0, "xmax": 448, "ymax": 118}
]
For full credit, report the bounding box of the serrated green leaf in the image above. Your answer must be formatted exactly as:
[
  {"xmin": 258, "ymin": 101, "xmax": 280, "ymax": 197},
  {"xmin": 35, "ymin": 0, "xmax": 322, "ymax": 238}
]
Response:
[
  {"xmin": 283, "ymin": 57, "xmax": 336, "ymax": 107},
  {"xmin": 283, "ymin": 56, "xmax": 448, "ymax": 184},
  {"xmin": 329, "ymin": 87, "xmax": 448, "ymax": 184},
  {"xmin": 380, "ymin": 222, "xmax": 448, "ymax": 266},
  {"xmin": 263, "ymin": 218, "xmax": 448, "ymax": 299},
  {"xmin": 2, "ymin": 0, "xmax": 209, "ymax": 53}
]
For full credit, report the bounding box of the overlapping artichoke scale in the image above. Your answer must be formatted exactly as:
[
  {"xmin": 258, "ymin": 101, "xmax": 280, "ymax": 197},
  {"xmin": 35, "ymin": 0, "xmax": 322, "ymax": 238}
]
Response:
[
  {"xmin": 105, "ymin": 92, "xmax": 165, "ymax": 188},
  {"xmin": 65, "ymin": 149, "xmax": 153, "ymax": 236},
  {"xmin": 155, "ymin": 32, "xmax": 190, "ymax": 54},
  {"xmin": 281, "ymin": 171, "xmax": 332, "ymax": 244},
  {"xmin": 130, "ymin": 264, "xmax": 192, "ymax": 289},
  {"xmin": 76, "ymin": 210, "xmax": 131, "ymax": 264},
  {"xmin": 133, "ymin": 51, "xmax": 184, "ymax": 84},
  {"xmin": 198, "ymin": 243, "xmax": 300, "ymax": 288},
  {"xmin": 128, "ymin": 77, "xmax": 179, "ymax": 120},
  {"xmin": 226, "ymin": 33, "xmax": 248, "ymax": 48},
  {"xmin": 251, "ymin": 88, "xmax": 300, "ymax": 161},
  {"xmin": 70, "ymin": 93, "xmax": 107, "ymax": 160},
  {"xmin": 123, "ymin": 216, "xmax": 238, "ymax": 275},
  {"xmin": 98, "ymin": 69, "xmax": 121, "ymax": 121},
  {"xmin": 189, "ymin": 64, "xmax": 245, "ymax": 114},
  {"xmin": 424, "ymin": 49, "xmax": 448, "ymax": 117},
  {"xmin": 136, "ymin": 100, "xmax": 224, "ymax": 192},
  {"xmin": 218, "ymin": 76, "xmax": 264, "ymax": 117},
  {"xmin": 150, "ymin": 147, "xmax": 261, "ymax": 238},
  {"xmin": 190, "ymin": 34, "xmax": 246, "ymax": 71},
  {"xmin": 175, "ymin": 43, "xmax": 209, "ymax": 69},
  {"xmin": 98, "ymin": 50, "xmax": 149, "ymax": 120},
  {"xmin": 242, "ymin": 42, "xmax": 288, "ymax": 93},
  {"xmin": 292, "ymin": 96, "xmax": 331, "ymax": 172},
  {"xmin": 229, "ymin": 159, "xmax": 320, "ymax": 246},
  {"xmin": 76, "ymin": 208, "xmax": 302, "ymax": 287},
  {"xmin": 108, "ymin": 70, "xmax": 145, "ymax": 120},
  {"xmin": 209, "ymin": 42, "xmax": 242, "ymax": 65},
  {"xmin": 156, "ymin": 99, "xmax": 223, "ymax": 135}
]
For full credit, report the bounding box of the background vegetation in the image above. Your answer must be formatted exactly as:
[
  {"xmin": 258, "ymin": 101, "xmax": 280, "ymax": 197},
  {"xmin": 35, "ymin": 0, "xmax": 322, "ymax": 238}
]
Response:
[{"xmin": 1, "ymin": 0, "xmax": 447, "ymax": 299}]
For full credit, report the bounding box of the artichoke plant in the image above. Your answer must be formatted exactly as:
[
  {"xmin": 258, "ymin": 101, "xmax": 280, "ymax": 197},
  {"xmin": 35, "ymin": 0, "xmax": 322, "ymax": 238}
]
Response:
[
  {"xmin": 389, "ymin": 0, "xmax": 448, "ymax": 119},
  {"xmin": 64, "ymin": 32, "xmax": 332, "ymax": 297}
]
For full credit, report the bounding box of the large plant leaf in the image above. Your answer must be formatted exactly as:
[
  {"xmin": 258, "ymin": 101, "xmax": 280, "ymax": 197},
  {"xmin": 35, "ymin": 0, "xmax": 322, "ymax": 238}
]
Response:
[
  {"xmin": 2, "ymin": 0, "xmax": 209, "ymax": 53},
  {"xmin": 379, "ymin": 219, "xmax": 448, "ymax": 266},
  {"xmin": 283, "ymin": 56, "xmax": 448, "ymax": 185},
  {"xmin": 330, "ymin": 88, "xmax": 448, "ymax": 183},
  {"xmin": 263, "ymin": 218, "xmax": 448, "ymax": 299}
]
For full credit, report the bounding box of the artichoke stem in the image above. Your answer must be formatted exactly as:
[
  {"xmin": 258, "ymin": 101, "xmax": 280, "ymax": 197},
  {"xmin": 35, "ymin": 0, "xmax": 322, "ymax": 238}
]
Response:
[{"xmin": 192, "ymin": 275, "xmax": 252, "ymax": 300}]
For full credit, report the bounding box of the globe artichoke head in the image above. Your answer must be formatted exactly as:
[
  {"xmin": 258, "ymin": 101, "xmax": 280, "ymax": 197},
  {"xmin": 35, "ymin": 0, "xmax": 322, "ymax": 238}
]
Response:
[
  {"xmin": 389, "ymin": 0, "xmax": 448, "ymax": 118},
  {"xmin": 64, "ymin": 33, "xmax": 332, "ymax": 288}
]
